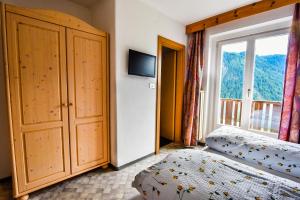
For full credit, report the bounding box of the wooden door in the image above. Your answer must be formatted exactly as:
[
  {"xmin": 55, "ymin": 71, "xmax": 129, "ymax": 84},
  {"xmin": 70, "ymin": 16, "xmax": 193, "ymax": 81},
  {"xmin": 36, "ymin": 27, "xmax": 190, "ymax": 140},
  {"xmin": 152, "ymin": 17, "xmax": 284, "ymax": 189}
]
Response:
[
  {"xmin": 67, "ymin": 29, "xmax": 108, "ymax": 173},
  {"xmin": 6, "ymin": 13, "xmax": 70, "ymax": 192},
  {"xmin": 160, "ymin": 48, "xmax": 177, "ymax": 141}
]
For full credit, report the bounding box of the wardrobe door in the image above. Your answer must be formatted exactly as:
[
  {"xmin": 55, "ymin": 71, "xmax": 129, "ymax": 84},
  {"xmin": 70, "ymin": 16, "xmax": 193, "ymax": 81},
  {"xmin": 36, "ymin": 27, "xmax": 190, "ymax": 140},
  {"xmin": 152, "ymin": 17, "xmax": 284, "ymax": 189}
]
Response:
[
  {"xmin": 67, "ymin": 29, "xmax": 108, "ymax": 173},
  {"xmin": 6, "ymin": 13, "xmax": 70, "ymax": 192}
]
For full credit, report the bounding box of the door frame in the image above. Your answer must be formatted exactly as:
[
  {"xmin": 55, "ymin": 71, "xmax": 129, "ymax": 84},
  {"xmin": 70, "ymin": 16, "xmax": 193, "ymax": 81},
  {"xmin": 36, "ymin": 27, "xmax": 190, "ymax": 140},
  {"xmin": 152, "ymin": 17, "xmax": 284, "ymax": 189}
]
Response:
[{"xmin": 155, "ymin": 36, "xmax": 185, "ymax": 154}]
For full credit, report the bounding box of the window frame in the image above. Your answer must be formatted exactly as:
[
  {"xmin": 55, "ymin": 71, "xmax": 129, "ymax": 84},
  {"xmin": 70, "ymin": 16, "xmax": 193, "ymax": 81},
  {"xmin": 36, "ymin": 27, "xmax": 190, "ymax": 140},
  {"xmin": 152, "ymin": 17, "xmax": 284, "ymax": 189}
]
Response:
[{"xmin": 214, "ymin": 28, "xmax": 290, "ymax": 135}]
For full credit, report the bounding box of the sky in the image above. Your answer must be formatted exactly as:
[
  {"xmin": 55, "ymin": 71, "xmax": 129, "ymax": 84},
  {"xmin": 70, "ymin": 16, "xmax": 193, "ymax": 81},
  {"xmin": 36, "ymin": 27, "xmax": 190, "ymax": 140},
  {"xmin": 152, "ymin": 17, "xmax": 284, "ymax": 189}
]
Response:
[{"xmin": 222, "ymin": 34, "xmax": 289, "ymax": 56}]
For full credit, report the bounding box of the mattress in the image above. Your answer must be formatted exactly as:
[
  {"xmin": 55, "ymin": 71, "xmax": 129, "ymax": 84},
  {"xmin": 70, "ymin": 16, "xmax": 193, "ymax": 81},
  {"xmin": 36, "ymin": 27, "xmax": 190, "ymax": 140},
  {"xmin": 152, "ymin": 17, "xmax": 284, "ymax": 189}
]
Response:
[{"xmin": 132, "ymin": 149, "xmax": 300, "ymax": 200}]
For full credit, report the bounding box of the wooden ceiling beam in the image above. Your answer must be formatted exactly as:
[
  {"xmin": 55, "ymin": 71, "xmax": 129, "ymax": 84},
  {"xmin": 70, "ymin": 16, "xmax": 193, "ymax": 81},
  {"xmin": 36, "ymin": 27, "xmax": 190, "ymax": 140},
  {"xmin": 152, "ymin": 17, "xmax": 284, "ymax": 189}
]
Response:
[{"xmin": 186, "ymin": 0, "xmax": 299, "ymax": 34}]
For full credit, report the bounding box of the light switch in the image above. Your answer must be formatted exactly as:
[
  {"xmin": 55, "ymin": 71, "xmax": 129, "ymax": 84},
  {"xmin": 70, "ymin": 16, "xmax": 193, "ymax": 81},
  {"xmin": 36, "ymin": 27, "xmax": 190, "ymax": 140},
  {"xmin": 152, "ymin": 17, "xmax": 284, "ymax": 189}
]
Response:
[{"xmin": 149, "ymin": 83, "xmax": 156, "ymax": 89}]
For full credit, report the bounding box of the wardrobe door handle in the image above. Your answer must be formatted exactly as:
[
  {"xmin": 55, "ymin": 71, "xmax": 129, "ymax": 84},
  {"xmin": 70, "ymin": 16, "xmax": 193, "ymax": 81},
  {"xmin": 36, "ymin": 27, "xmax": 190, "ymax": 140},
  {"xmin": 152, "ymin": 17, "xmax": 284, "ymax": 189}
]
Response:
[
  {"xmin": 62, "ymin": 103, "xmax": 68, "ymax": 107},
  {"xmin": 69, "ymin": 102, "xmax": 73, "ymax": 106}
]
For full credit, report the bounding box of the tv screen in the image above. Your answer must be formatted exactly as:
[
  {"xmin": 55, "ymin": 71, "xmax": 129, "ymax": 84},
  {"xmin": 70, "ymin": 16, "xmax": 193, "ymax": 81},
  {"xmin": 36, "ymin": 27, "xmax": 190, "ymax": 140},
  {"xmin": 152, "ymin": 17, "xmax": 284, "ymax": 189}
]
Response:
[{"xmin": 128, "ymin": 49, "xmax": 156, "ymax": 77}]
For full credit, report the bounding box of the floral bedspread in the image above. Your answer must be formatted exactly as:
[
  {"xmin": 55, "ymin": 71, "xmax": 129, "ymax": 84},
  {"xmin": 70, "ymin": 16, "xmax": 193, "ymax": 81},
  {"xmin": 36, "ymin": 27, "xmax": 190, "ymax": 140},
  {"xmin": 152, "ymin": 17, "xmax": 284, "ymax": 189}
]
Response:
[
  {"xmin": 132, "ymin": 149, "xmax": 300, "ymax": 200},
  {"xmin": 206, "ymin": 126, "xmax": 300, "ymax": 179}
]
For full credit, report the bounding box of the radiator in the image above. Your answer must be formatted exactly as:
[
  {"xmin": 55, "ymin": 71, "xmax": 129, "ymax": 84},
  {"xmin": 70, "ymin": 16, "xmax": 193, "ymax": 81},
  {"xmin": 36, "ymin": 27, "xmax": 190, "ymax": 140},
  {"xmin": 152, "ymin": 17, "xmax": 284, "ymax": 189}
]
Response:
[{"xmin": 197, "ymin": 90, "xmax": 206, "ymax": 143}]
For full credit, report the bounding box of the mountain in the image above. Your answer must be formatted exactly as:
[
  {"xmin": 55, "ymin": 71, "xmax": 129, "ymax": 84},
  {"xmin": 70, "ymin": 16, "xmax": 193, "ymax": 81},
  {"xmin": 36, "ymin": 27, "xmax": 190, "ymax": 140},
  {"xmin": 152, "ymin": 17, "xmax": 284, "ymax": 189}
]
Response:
[{"xmin": 220, "ymin": 52, "xmax": 286, "ymax": 102}]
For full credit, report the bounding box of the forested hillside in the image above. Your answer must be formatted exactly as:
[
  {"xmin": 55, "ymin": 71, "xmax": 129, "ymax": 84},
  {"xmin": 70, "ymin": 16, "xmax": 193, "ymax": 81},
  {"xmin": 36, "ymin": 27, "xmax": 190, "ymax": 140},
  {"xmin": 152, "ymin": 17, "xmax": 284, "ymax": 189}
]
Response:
[{"xmin": 220, "ymin": 52, "xmax": 286, "ymax": 101}]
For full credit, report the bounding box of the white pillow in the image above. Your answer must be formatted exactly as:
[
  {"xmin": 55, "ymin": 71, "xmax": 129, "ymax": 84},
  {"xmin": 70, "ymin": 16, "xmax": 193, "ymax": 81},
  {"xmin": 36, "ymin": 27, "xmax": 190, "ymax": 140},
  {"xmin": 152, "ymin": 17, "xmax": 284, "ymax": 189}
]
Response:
[{"xmin": 206, "ymin": 126, "xmax": 300, "ymax": 179}]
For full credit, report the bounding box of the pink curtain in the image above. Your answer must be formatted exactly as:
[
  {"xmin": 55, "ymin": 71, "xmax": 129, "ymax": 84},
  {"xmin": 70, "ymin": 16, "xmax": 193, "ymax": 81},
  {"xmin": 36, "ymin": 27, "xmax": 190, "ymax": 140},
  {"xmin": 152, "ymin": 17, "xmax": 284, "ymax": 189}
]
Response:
[
  {"xmin": 279, "ymin": 3, "xmax": 300, "ymax": 143},
  {"xmin": 182, "ymin": 31, "xmax": 205, "ymax": 146}
]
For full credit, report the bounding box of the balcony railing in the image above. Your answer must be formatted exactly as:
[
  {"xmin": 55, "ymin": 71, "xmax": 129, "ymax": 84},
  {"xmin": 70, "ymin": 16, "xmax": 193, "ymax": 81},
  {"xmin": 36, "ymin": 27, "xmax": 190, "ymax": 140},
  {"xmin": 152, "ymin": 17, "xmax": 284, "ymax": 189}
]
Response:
[
  {"xmin": 219, "ymin": 99, "xmax": 282, "ymax": 133},
  {"xmin": 250, "ymin": 100, "xmax": 282, "ymax": 133},
  {"xmin": 220, "ymin": 99, "xmax": 242, "ymax": 127}
]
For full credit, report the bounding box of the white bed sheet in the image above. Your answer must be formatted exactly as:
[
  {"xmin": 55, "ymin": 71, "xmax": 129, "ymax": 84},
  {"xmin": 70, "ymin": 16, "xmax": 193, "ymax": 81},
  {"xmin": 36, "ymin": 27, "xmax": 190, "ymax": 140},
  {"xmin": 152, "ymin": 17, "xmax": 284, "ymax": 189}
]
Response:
[
  {"xmin": 203, "ymin": 146, "xmax": 300, "ymax": 184},
  {"xmin": 206, "ymin": 126, "xmax": 300, "ymax": 179},
  {"xmin": 132, "ymin": 149, "xmax": 300, "ymax": 200}
]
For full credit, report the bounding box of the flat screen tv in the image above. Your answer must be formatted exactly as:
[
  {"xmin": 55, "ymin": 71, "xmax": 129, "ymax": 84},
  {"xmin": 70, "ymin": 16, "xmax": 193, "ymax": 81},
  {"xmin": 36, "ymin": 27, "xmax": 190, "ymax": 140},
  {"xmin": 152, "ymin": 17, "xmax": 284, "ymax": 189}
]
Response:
[{"xmin": 128, "ymin": 49, "xmax": 156, "ymax": 78}]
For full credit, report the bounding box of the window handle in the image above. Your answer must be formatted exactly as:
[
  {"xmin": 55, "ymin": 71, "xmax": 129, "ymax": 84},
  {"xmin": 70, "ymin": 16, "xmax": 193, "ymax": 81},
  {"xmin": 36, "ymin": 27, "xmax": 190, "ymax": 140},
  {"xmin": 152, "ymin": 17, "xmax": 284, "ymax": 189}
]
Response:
[{"xmin": 247, "ymin": 89, "xmax": 251, "ymax": 97}]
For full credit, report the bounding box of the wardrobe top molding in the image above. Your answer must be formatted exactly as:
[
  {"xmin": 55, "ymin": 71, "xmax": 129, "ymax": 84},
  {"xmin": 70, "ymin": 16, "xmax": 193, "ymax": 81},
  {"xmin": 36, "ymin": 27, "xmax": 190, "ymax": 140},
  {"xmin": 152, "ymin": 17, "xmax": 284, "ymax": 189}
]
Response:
[
  {"xmin": 5, "ymin": 4, "xmax": 107, "ymax": 36},
  {"xmin": 186, "ymin": 0, "xmax": 300, "ymax": 34}
]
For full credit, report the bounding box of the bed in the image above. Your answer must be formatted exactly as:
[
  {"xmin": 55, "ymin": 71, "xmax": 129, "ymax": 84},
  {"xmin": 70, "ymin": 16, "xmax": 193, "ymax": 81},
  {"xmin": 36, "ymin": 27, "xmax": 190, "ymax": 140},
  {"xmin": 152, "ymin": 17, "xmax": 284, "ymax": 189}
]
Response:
[{"xmin": 132, "ymin": 126, "xmax": 300, "ymax": 200}]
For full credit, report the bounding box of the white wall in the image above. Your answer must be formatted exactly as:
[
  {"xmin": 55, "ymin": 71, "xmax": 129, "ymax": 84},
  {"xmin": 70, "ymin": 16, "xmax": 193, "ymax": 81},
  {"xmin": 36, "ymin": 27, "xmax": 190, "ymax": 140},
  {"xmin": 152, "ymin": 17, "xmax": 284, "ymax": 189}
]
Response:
[
  {"xmin": 115, "ymin": 0, "xmax": 186, "ymax": 167},
  {"xmin": 0, "ymin": 0, "xmax": 92, "ymax": 179},
  {"xmin": 91, "ymin": 0, "xmax": 118, "ymax": 166},
  {"xmin": 201, "ymin": 5, "xmax": 294, "ymax": 140}
]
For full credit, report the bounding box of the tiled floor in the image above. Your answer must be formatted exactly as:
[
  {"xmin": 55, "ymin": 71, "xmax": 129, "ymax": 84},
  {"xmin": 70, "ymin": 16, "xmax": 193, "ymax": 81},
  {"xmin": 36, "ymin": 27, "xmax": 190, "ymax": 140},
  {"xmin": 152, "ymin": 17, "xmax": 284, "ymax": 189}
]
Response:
[{"xmin": 0, "ymin": 144, "xmax": 186, "ymax": 200}]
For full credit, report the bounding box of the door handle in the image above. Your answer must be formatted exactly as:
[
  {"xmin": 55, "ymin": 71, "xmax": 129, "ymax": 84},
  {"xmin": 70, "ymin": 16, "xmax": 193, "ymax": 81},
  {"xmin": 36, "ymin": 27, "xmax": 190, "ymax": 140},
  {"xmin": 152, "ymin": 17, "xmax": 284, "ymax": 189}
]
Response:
[{"xmin": 68, "ymin": 102, "xmax": 73, "ymax": 106}]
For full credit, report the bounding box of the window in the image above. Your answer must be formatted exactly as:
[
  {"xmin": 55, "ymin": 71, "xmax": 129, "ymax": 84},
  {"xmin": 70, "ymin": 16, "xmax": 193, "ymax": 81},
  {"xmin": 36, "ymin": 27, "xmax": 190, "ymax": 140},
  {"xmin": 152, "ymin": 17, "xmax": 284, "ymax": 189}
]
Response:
[
  {"xmin": 219, "ymin": 41, "xmax": 246, "ymax": 127},
  {"xmin": 216, "ymin": 29, "xmax": 289, "ymax": 134}
]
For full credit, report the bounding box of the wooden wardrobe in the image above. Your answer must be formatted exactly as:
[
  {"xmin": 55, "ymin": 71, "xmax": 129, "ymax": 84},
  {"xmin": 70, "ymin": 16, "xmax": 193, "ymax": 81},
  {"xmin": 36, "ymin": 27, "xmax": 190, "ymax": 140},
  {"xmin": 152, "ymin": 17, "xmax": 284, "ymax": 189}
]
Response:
[{"xmin": 1, "ymin": 4, "xmax": 110, "ymax": 200}]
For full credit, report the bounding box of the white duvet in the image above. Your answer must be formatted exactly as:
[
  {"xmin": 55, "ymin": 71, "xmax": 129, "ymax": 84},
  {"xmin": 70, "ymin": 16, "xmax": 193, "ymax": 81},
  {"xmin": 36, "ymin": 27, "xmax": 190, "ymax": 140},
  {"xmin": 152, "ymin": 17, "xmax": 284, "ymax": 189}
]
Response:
[
  {"xmin": 133, "ymin": 149, "xmax": 300, "ymax": 200},
  {"xmin": 206, "ymin": 126, "xmax": 300, "ymax": 179}
]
